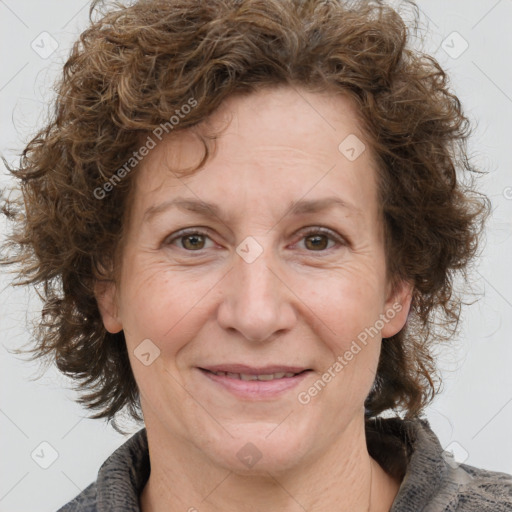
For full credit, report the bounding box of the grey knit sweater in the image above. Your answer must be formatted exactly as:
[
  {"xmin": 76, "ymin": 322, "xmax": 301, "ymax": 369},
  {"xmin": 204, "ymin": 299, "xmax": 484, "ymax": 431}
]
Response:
[{"xmin": 57, "ymin": 417, "xmax": 512, "ymax": 511}]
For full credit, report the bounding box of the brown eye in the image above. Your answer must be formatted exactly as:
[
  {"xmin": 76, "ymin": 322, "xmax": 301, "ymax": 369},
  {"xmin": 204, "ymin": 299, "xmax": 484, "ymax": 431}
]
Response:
[
  {"xmin": 181, "ymin": 234, "xmax": 207, "ymax": 250},
  {"xmin": 297, "ymin": 227, "xmax": 342, "ymax": 252},
  {"xmin": 304, "ymin": 234, "xmax": 330, "ymax": 251},
  {"xmin": 165, "ymin": 229, "xmax": 214, "ymax": 251}
]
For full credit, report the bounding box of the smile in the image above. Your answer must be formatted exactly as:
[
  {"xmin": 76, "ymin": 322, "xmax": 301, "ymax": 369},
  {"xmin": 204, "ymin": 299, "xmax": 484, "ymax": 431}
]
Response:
[
  {"xmin": 208, "ymin": 370, "xmax": 301, "ymax": 380},
  {"xmin": 198, "ymin": 368, "xmax": 312, "ymax": 399}
]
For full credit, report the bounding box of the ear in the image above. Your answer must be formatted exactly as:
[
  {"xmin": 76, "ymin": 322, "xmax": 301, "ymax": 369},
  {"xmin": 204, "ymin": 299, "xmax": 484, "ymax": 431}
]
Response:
[
  {"xmin": 381, "ymin": 279, "xmax": 413, "ymax": 338},
  {"xmin": 94, "ymin": 279, "xmax": 123, "ymax": 334}
]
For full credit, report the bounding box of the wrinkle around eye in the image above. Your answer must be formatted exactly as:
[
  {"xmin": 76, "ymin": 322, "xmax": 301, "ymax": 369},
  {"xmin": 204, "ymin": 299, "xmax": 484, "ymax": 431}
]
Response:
[{"xmin": 161, "ymin": 226, "xmax": 350, "ymax": 260}]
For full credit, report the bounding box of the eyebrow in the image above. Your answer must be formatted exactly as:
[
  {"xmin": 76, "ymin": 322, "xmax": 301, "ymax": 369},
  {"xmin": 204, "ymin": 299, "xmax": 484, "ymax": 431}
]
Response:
[{"xmin": 143, "ymin": 196, "xmax": 361, "ymax": 224}]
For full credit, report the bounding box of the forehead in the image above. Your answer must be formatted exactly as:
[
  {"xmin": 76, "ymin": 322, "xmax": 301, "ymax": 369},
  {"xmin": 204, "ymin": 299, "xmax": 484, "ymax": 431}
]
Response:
[{"xmin": 130, "ymin": 86, "xmax": 378, "ymax": 224}]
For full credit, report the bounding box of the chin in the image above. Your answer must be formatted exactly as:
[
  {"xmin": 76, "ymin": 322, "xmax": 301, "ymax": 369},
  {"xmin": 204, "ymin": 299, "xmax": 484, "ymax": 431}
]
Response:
[{"xmin": 205, "ymin": 424, "xmax": 311, "ymax": 475}]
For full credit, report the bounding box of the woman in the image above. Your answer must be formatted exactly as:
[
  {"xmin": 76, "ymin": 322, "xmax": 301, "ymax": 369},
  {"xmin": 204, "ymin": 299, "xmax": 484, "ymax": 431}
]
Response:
[{"xmin": 2, "ymin": 0, "xmax": 511, "ymax": 510}]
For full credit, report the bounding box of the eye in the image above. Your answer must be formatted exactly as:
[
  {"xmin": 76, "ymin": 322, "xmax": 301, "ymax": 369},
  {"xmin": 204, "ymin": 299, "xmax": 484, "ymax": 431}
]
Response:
[
  {"xmin": 294, "ymin": 227, "xmax": 344, "ymax": 252},
  {"xmin": 164, "ymin": 226, "xmax": 346, "ymax": 253},
  {"xmin": 165, "ymin": 228, "xmax": 215, "ymax": 251}
]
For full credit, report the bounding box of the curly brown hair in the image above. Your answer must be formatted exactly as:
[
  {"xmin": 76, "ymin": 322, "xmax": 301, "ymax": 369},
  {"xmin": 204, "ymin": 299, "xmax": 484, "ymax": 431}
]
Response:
[{"xmin": 1, "ymin": 0, "xmax": 489, "ymax": 425}]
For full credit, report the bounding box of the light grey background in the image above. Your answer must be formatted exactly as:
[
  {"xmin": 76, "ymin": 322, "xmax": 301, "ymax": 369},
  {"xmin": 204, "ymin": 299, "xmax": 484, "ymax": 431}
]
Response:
[{"xmin": 1, "ymin": 1, "xmax": 511, "ymax": 511}]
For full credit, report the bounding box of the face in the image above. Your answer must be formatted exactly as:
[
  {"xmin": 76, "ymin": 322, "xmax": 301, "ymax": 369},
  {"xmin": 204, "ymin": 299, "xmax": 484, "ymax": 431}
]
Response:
[{"xmin": 96, "ymin": 85, "xmax": 411, "ymax": 474}]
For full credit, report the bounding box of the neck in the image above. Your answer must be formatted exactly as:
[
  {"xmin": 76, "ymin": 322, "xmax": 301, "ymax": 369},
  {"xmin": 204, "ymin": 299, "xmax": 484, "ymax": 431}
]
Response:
[{"xmin": 140, "ymin": 414, "xmax": 400, "ymax": 512}]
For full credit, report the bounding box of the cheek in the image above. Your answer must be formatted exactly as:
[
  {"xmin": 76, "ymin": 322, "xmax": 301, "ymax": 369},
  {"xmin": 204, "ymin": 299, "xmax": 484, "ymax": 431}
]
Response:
[
  {"xmin": 118, "ymin": 257, "xmax": 220, "ymax": 352},
  {"xmin": 118, "ymin": 262, "xmax": 214, "ymax": 408},
  {"xmin": 303, "ymin": 269, "xmax": 386, "ymax": 400},
  {"xmin": 307, "ymin": 269, "xmax": 386, "ymax": 341},
  {"xmin": 312, "ymin": 281, "xmax": 384, "ymax": 405}
]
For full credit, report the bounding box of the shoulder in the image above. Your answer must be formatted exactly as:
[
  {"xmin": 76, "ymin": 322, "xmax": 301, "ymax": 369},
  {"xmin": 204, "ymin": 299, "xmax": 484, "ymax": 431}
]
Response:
[
  {"xmin": 412, "ymin": 418, "xmax": 512, "ymax": 512},
  {"xmin": 55, "ymin": 428, "xmax": 149, "ymax": 511},
  {"xmin": 453, "ymin": 463, "xmax": 512, "ymax": 511},
  {"xmin": 366, "ymin": 416, "xmax": 512, "ymax": 512}
]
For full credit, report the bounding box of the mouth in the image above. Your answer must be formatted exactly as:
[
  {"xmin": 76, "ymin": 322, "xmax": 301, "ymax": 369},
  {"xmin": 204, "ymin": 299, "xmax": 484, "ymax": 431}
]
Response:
[
  {"xmin": 197, "ymin": 365, "xmax": 313, "ymax": 399},
  {"xmin": 201, "ymin": 369, "xmax": 309, "ymax": 380}
]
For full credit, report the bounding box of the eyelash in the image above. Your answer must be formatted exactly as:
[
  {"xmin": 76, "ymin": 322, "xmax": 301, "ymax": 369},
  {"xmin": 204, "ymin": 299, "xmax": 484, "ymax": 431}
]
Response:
[{"xmin": 164, "ymin": 226, "xmax": 346, "ymax": 254}]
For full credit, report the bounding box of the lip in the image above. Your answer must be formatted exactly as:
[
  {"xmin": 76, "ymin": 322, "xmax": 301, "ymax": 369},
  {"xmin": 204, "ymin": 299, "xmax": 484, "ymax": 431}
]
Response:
[
  {"xmin": 200, "ymin": 364, "xmax": 309, "ymax": 375},
  {"xmin": 197, "ymin": 367, "xmax": 312, "ymax": 400}
]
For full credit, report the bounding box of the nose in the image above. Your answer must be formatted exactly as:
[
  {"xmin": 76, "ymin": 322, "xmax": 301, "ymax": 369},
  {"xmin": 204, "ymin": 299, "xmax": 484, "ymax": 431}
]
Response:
[{"xmin": 216, "ymin": 244, "xmax": 297, "ymax": 343}]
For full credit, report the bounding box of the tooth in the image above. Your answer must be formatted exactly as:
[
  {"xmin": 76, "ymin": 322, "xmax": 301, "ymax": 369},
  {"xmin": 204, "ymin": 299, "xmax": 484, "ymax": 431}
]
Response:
[
  {"xmin": 257, "ymin": 374, "xmax": 275, "ymax": 381},
  {"xmin": 240, "ymin": 373, "xmax": 258, "ymax": 381},
  {"xmin": 212, "ymin": 371, "xmax": 300, "ymax": 381}
]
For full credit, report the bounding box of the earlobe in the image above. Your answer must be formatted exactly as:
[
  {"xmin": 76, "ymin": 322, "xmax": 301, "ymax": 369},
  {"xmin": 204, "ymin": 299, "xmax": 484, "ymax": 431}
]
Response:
[
  {"xmin": 94, "ymin": 279, "xmax": 123, "ymax": 333},
  {"xmin": 381, "ymin": 279, "xmax": 413, "ymax": 338}
]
